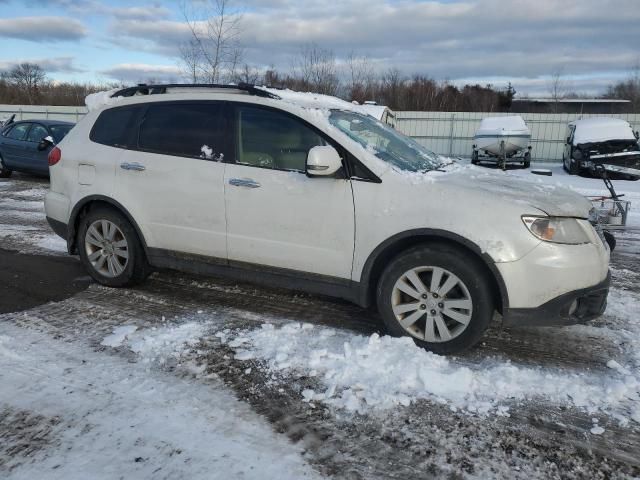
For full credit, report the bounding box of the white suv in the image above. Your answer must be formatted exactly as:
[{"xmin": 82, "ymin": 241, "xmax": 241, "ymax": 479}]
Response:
[{"xmin": 45, "ymin": 84, "xmax": 611, "ymax": 353}]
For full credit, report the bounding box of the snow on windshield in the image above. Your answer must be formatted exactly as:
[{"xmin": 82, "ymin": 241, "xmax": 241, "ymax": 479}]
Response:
[{"xmin": 329, "ymin": 110, "xmax": 442, "ymax": 172}]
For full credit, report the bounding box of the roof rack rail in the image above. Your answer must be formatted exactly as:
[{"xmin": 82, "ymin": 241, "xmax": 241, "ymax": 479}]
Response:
[{"xmin": 110, "ymin": 83, "xmax": 280, "ymax": 99}]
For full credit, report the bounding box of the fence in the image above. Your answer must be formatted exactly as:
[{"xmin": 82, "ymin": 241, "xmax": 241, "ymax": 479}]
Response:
[
  {"xmin": 395, "ymin": 111, "xmax": 640, "ymax": 163},
  {"xmin": 0, "ymin": 104, "xmax": 87, "ymax": 123},
  {"xmin": 2, "ymin": 104, "xmax": 639, "ymax": 163}
]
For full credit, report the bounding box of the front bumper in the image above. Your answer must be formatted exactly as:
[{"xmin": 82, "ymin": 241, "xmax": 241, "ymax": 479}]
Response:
[{"xmin": 502, "ymin": 271, "xmax": 610, "ymax": 327}]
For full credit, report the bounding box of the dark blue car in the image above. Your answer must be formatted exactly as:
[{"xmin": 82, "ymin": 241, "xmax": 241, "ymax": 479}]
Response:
[{"xmin": 0, "ymin": 119, "xmax": 74, "ymax": 177}]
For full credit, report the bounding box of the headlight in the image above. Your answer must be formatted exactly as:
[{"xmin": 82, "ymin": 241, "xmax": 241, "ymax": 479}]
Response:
[{"xmin": 522, "ymin": 216, "xmax": 591, "ymax": 244}]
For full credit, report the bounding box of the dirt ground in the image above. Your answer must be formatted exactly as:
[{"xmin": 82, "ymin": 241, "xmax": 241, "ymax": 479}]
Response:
[{"xmin": 1, "ymin": 172, "xmax": 639, "ymax": 479}]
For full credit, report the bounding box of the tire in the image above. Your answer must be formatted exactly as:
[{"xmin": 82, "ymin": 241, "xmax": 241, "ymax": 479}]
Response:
[
  {"xmin": 603, "ymin": 230, "xmax": 616, "ymax": 251},
  {"xmin": 568, "ymin": 157, "xmax": 580, "ymax": 176},
  {"xmin": 562, "ymin": 155, "xmax": 569, "ymax": 173},
  {"xmin": 0, "ymin": 154, "xmax": 12, "ymax": 178},
  {"xmin": 376, "ymin": 244, "xmax": 495, "ymax": 354},
  {"xmin": 77, "ymin": 206, "xmax": 150, "ymax": 287}
]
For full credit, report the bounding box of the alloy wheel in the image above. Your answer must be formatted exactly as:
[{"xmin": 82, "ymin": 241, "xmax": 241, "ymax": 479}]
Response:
[
  {"xmin": 391, "ymin": 266, "xmax": 473, "ymax": 342},
  {"xmin": 84, "ymin": 219, "xmax": 129, "ymax": 278}
]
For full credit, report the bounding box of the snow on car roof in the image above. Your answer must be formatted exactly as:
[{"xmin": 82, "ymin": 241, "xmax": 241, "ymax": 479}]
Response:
[
  {"xmin": 257, "ymin": 87, "xmax": 359, "ymax": 111},
  {"xmin": 85, "ymin": 85, "xmax": 387, "ymax": 121},
  {"xmin": 570, "ymin": 117, "xmax": 637, "ymax": 144}
]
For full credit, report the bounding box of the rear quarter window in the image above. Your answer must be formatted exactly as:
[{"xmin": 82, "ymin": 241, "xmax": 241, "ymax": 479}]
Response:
[{"xmin": 90, "ymin": 105, "xmax": 143, "ymax": 148}]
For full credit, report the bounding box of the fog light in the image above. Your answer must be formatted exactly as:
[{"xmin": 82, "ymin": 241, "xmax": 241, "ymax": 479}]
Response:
[{"xmin": 568, "ymin": 299, "xmax": 578, "ymax": 316}]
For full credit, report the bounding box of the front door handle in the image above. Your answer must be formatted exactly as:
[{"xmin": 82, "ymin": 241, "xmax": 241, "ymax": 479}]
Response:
[
  {"xmin": 229, "ymin": 178, "xmax": 261, "ymax": 188},
  {"xmin": 120, "ymin": 162, "xmax": 146, "ymax": 171}
]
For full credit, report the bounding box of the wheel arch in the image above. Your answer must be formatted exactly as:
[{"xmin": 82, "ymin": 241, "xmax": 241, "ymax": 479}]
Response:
[
  {"xmin": 357, "ymin": 229, "xmax": 509, "ymax": 314},
  {"xmin": 67, "ymin": 195, "xmax": 148, "ymax": 255}
]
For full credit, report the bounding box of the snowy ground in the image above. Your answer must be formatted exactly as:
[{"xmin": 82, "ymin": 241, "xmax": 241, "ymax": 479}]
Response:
[{"xmin": 1, "ymin": 168, "xmax": 640, "ymax": 479}]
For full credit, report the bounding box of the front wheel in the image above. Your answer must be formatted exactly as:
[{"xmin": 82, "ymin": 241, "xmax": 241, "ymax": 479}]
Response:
[
  {"xmin": 77, "ymin": 207, "xmax": 150, "ymax": 287},
  {"xmin": 568, "ymin": 157, "xmax": 580, "ymax": 175},
  {"xmin": 376, "ymin": 244, "xmax": 495, "ymax": 354}
]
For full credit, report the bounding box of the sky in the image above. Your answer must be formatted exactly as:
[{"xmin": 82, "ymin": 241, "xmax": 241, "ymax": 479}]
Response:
[{"xmin": 0, "ymin": 0, "xmax": 638, "ymax": 96}]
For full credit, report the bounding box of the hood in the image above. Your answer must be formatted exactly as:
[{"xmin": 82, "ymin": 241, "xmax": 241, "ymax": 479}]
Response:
[{"xmin": 429, "ymin": 167, "xmax": 592, "ymax": 218}]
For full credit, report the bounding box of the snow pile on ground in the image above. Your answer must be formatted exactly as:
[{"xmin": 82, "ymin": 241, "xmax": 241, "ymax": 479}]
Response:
[
  {"xmin": 0, "ymin": 323, "xmax": 323, "ymax": 480},
  {"xmin": 101, "ymin": 321, "xmax": 211, "ymax": 366},
  {"xmin": 225, "ymin": 322, "xmax": 640, "ymax": 419}
]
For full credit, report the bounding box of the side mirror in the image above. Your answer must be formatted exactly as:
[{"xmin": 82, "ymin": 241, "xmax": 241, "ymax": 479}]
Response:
[
  {"xmin": 306, "ymin": 146, "xmax": 342, "ymax": 176},
  {"xmin": 37, "ymin": 135, "xmax": 55, "ymax": 151}
]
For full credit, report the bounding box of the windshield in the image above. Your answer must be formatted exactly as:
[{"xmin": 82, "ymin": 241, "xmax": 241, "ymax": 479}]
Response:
[
  {"xmin": 329, "ymin": 110, "xmax": 442, "ymax": 172},
  {"xmin": 50, "ymin": 124, "xmax": 73, "ymax": 142}
]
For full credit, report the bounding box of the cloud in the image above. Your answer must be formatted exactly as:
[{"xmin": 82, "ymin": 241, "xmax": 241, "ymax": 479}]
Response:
[
  {"xmin": 0, "ymin": 16, "xmax": 86, "ymax": 42},
  {"xmin": 26, "ymin": 0, "xmax": 171, "ymax": 19},
  {"xmin": 0, "ymin": 56, "xmax": 84, "ymax": 74},
  {"xmin": 105, "ymin": 0, "xmax": 640, "ymax": 94},
  {"xmin": 100, "ymin": 63, "xmax": 183, "ymax": 83},
  {"xmin": 111, "ymin": 6, "xmax": 172, "ymax": 21}
]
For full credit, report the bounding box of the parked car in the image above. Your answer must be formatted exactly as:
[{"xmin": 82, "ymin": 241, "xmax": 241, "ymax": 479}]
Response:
[
  {"xmin": 45, "ymin": 84, "xmax": 610, "ymax": 354},
  {"xmin": 0, "ymin": 119, "xmax": 75, "ymax": 177},
  {"xmin": 563, "ymin": 117, "xmax": 640, "ymax": 179}
]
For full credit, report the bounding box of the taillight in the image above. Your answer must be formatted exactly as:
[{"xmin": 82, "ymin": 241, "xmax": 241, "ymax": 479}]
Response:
[{"xmin": 48, "ymin": 147, "xmax": 61, "ymax": 166}]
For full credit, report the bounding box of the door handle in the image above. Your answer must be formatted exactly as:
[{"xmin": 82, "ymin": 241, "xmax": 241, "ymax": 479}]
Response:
[
  {"xmin": 229, "ymin": 178, "xmax": 261, "ymax": 188},
  {"xmin": 120, "ymin": 162, "xmax": 146, "ymax": 171}
]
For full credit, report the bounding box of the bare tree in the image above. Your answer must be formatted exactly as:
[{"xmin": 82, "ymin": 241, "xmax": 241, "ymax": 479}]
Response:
[
  {"xmin": 548, "ymin": 68, "xmax": 567, "ymax": 113},
  {"xmin": 234, "ymin": 63, "xmax": 260, "ymax": 84},
  {"xmin": 180, "ymin": 0, "xmax": 243, "ymax": 83},
  {"xmin": 1, "ymin": 63, "xmax": 47, "ymax": 105},
  {"xmin": 346, "ymin": 52, "xmax": 376, "ymax": 102},
  {"xmin": 179, "ymin": 39, "xmax": 203, "ymax": 83},
  {"xmin": 295, "ymin": 43, "xmax": 339, "ymax": 95}
]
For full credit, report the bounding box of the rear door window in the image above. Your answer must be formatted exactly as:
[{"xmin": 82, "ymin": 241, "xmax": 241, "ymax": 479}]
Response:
[
  {"xmin": 90, "ymin": 105, "xmax": 144, "ymax": 148},
  {"xmin": 138, "ymin": 102, "xmax": 227, "ymax": 161},
  {"xmin": 27, "ymin": 124, "xmax": 49, "ymax": 143},
  {"xmin": 6, "ymin": 123, "xmax": 30, "ymax": 141}
]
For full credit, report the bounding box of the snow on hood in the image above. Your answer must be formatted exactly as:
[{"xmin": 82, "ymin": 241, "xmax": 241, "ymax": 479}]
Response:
[
  {"xmin": 572, "ymin": 118, "xmax": 637, "ymax": 145},
  {"xmin": 404, "ymin": 164, "xmax": 592, "ymax": 218},
  {"xmin": 85, "ymin": 88, "xmax": 123, "ymax": 111}
]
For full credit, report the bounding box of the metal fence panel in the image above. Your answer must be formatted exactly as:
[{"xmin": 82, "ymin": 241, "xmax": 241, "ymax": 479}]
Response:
[
  {"xmin": 0, "ymin": 105, "xmax": 88, "ymax": 123},
  {"xmin": 396, "ymin": 111, "xmax": 640, "ymax": 162},
  {"xmin": 2, "ymin": 105, "xmax": 639, "ymax": 163}
]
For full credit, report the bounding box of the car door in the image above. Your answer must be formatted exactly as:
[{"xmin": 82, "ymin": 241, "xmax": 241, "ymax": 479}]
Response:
[
  {"xmin": 223, "ymin": 103, "xmax": 355, "ymax": 279},
  {"xmin": 1, "ymin": 122, "xmax": 31, "ymax": 168},
  {"xmin": 114, "ymin": 101, "xmax": 229, "ymax": 260},
  {"xmin": 25, "ymin": 123, "xmax": 51, "ymax": 174}
]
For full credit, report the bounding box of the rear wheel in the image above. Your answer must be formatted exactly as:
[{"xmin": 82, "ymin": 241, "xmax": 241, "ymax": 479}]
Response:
[
  {"xmin": 77, "ymin": 207, "xmax": 150, "ymax": 287},
  {"xmin": 376, "ymin": 244, "xmax": 495, "ymax": 354},
  {"xmin": 0, "ymin": 155, "xmax": 12, "ymax": 178}
]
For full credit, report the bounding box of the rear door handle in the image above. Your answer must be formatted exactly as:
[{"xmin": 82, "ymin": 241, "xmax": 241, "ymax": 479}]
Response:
[
  {"xmin": 120, "ymin": 162, "xmax": 146, "ymax": 171},
  {"xmin": 229, "ymin": 178, "xmax": 261, "ymax": 188}
]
